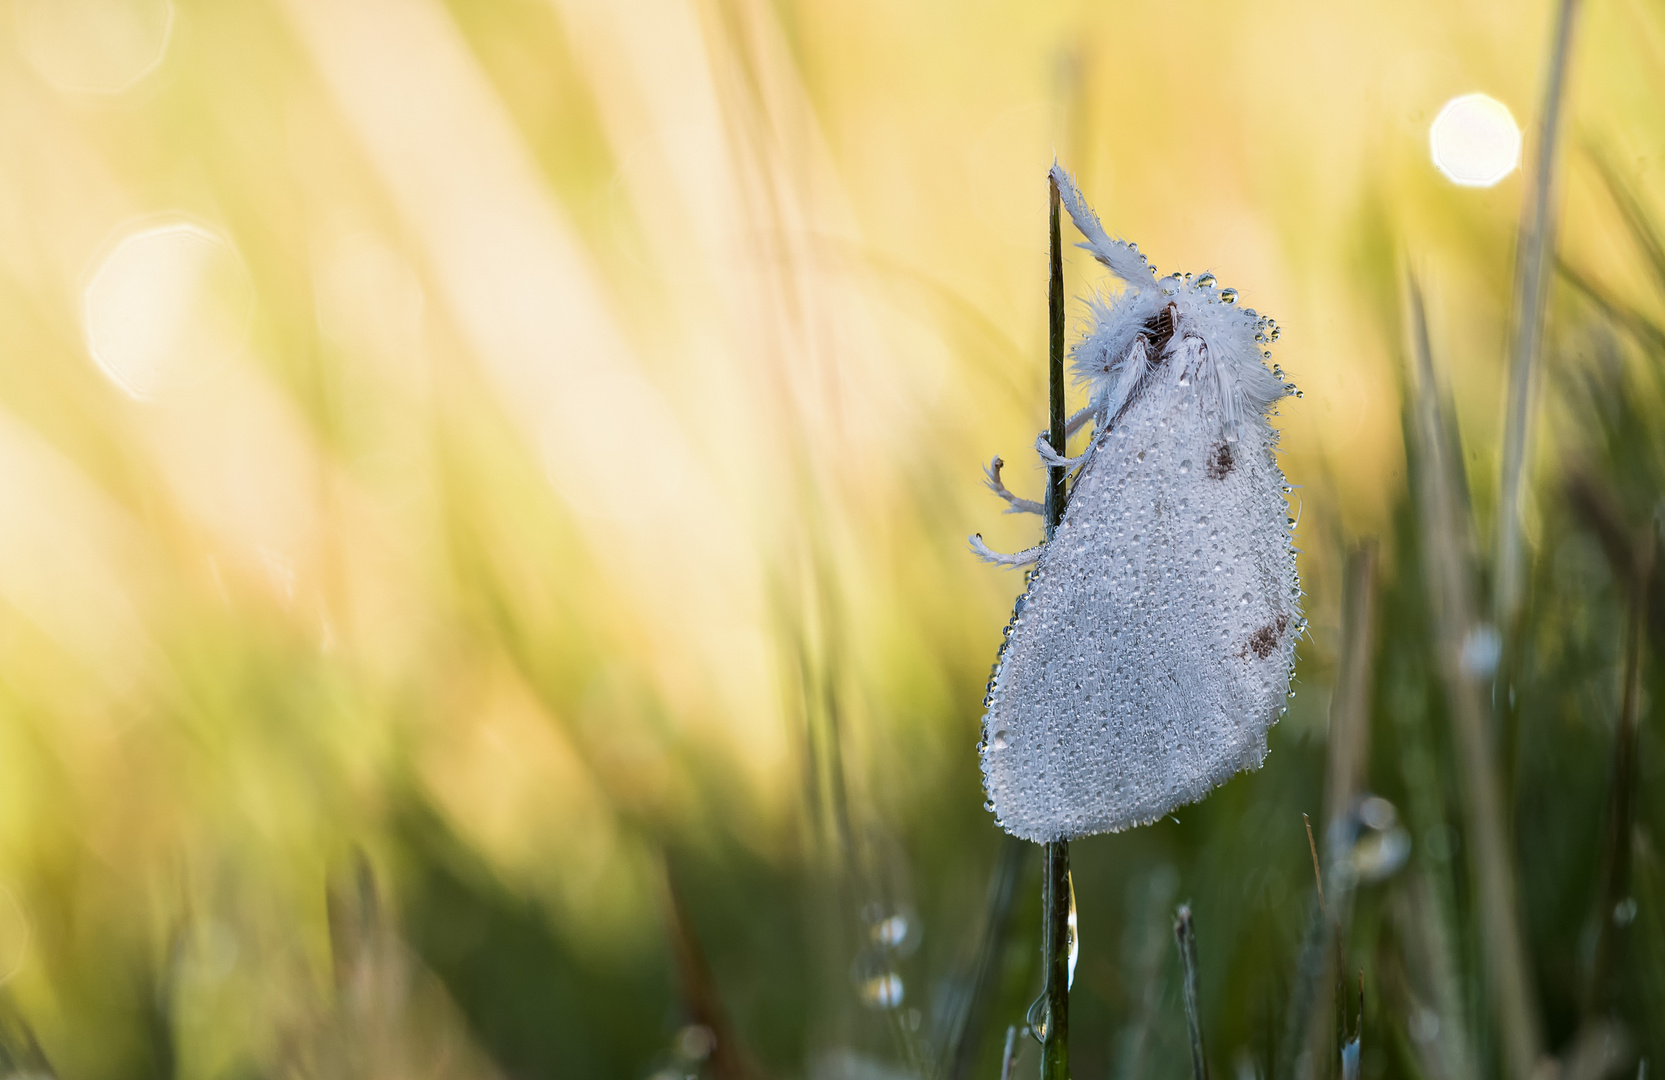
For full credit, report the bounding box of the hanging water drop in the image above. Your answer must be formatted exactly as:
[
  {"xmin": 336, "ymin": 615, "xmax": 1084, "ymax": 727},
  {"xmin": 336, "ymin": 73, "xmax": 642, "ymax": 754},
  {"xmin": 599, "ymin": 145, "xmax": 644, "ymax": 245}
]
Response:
[
  {"xmin": 1027, "ymin": 994, "xmax": 1050, "ymax": 1042},
  {"xmin": 1066, "ymin": 871, "xmax": 1079, "ymax": 990}
]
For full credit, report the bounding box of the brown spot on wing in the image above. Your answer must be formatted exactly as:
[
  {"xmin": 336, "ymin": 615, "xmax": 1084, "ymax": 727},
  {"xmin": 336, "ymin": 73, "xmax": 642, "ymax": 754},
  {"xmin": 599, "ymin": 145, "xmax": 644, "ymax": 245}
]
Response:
[{"xmin": 1206, "ymin": 441, "xmax": 1235, "ymax": 480}]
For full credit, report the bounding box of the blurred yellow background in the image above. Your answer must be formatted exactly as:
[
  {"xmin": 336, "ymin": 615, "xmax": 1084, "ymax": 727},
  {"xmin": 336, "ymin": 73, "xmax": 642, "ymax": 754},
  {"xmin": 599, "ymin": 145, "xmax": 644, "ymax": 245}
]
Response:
[{"xmin": 0, "ymin": 0, "xmax": 1660, "ymax": 1075}]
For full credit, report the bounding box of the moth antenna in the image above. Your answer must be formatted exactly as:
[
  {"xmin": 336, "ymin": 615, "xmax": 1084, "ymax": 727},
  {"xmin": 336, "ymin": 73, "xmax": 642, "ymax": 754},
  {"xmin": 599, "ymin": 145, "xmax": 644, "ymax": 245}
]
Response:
[
  {"xmin": 969, "ymin": 534, "xmax": 1043, "ymax": 567},
  {"xmin": 1049, "ymin": 162, "xmax": 1152, "ymax": 284},
  {"xmin": 985, "ymin": 457, "xmax": 1045, "ymax": 515}
]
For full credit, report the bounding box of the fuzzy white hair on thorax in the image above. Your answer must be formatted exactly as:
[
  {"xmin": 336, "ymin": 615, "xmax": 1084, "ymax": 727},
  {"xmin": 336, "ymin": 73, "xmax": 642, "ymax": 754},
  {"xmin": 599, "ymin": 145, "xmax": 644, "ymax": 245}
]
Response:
[{"xmin": 1049, "ymin": 163, "xmax": 1290, "ymax": 444}]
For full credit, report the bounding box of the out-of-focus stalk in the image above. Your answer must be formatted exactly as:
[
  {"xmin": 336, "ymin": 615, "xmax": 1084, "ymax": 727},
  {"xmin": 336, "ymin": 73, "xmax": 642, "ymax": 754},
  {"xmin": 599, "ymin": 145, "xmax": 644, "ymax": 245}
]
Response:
[
  {"xmin": 1289, "ymin": 543, "xmax": 1379, "ymax": 1080},
  {"xmin": 1038, "ymin": 170, "xmax": 1071, "ymax": 1080},
  {"xmin": 1408, "ymin": 278, "xmax": 1543, "ymax": 1080},
  {"xmin": 1174, "ymin": 904, "xmax": 1209, "ymax": 1080},
  {"xmin": 662, "ymin": 856, "xmax": 760, "ymax": 1080},
  {"xmin": 1571, "ymin": 473, "xmax": 1655, "ymax": 1017},
  {"xmin": 1494, "ymin": 0, "xmax": 1582, "ymax": 632},
  {"xmin": 943, "ymin": 836, "xmax": 1028, "ymax": 1080},
  {"xmin": 1324, "ymin": 543, "xmax": 1379, "ymax": 831}
]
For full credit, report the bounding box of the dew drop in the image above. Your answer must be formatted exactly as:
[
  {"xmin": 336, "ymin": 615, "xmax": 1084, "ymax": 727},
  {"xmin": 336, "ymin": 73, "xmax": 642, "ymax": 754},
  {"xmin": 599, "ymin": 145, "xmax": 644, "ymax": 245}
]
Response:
[
  {"xmin": 1027, "ymin": 995, "xmax": 1050, "ymax": 1042},
  {"xmin": 860, "ymin": 972, "xmax": 904, "ymax": 1009},
  {"xmin": 1066, "ymin": 871, "xmax": 1079, "ymax": 989},
  {"xmin": 1219, "ymin": 288, "xmax": 1238, "ymax": 304}
]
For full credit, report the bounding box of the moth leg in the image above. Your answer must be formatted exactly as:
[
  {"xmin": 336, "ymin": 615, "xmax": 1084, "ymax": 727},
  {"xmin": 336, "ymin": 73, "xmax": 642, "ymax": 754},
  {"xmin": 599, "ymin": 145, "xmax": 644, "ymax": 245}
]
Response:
[
  {"xmin": 1064, "ymin": 404, "xmax": 1095, "ymax": 438},
  {"xmin": 1033, "ymin": 433, "xmax": 1089, "ymax": 471},
  {"xmin": 984, "ymin": 457, "xmax": 1044, "ymax": 515},
  {"xmin": 969, "ymin": 534, "xmax": 1043, "ymax": 567}
]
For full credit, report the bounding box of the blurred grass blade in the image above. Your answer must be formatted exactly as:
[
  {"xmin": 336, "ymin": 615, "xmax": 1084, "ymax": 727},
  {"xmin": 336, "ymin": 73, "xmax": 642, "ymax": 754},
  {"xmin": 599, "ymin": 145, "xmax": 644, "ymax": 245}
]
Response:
[
  {"xmin": 1495, "ymin": 0, "xmax": 1583, "ymax": 631},
  {"xmin": 1174, "ymin": 904, "xmax": 1209, "ymax": 1080},
  {"xmin": 1390, "ymin": 873, "xmax": 1479, "ymax": 1080},
  {"xmin": 1587, "ymin": 145, "xmax": 1665, "ymax": 304},
  {"xmin": 1558, "ymin": 1023, "xmax": 1632, "ymax": 1080},
  {"xmin": 1324, "ymin": 543, "xmax": 1379, "ymax": 833},
  {"xmin": 1408, "ymin": 275, "xmax": 1544, "ymax": 1079},
  {"xmin": 1578, "ymin": 482, "xmax": 1654, "ymax": 1017},
  {"xmin": 943, "ymin": 836, "xmax": 1028, "ymax": 1080},
  {"xmin": 1114, "ymin": 871, "xmax": 1179, "ymax": 1080},
  {"xmin": 1324, "ymin": 545, "xmax": 1377, "ymax": 1076},
  {"xmin": 326, "ymin": 848, "xmax": 381, "ymax": 994},
  {"xmin": 1282, "ymin": 546, "xmax": 1376, "ymax": 1080},
  {"xmin": 662, "ymin": 855, "xmax": 762, "ymax": 1080},
  {"xmin": 0, "ymin": 993, "xmax": 52, "ymax": 1076},
  {"xmin": 1556, "ymin": 260, "xmax": 1665, "ymax": 354},
  {"xmin": 1279, "ymin": 869, "xmax": 1332, "ymax": 1080}
]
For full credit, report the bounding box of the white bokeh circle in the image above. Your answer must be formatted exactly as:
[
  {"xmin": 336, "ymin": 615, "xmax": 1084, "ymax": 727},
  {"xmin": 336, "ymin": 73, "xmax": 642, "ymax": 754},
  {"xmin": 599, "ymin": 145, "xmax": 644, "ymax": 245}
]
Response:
[
  {"xmin": 83, "ymin": 221, "xmax": 254, "ymax": 400},
  {"xmin": 1430, "ymin": 93, "xmax": 1522, "ymax": 188},
  {"xmin": 16, "ymin": 0, "xmax": 174, "ymax": 95}
]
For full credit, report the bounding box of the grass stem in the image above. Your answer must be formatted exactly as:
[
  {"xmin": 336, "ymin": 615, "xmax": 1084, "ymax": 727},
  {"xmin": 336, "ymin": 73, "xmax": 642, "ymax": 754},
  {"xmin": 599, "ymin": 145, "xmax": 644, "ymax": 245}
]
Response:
[
  {"xmin": 1324, "ymin": 543, "xmax": 1379, "ymax": 832},
  {"xmin": 1038, "ymin": 167, "xmax": 1071, "ymax": 1080},
  {"xmin": 1175, "ymin": 904, "xmax": 1209, "ymax": 1080},
  {"xmin": 1584, "ymin": 492, "xmax": 1653, "ymax": 1016},
  {"xmin": 1494, "ymin": 0, "xmax": 1582, "ymax": 631},
  {"xmin": 1409, "ymin": 277, "xmax": 1543, "ymax": 1080},
  {"xmin": 944, "ymin": 836, "xmax": 1028, "ymax": 1080}
]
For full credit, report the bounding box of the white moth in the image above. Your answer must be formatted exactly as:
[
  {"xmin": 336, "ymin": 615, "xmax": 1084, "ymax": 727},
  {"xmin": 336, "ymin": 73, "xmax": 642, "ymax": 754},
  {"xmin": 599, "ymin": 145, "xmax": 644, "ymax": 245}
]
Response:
[{"xmin": 971, "ymin": 164, "xmax": 1302, "ymax": 843}]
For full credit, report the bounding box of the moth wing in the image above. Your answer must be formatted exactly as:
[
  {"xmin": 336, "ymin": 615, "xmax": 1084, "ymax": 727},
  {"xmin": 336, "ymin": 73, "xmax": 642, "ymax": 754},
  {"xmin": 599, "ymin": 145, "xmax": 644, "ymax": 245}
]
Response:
[{"xmin": 981, "ymin": 367, "xmax": 1297, "ymax": 842}]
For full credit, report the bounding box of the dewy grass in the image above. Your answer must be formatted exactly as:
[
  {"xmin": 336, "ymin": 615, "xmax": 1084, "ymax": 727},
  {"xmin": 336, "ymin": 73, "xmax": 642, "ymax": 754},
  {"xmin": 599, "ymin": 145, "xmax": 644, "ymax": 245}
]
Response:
[{"xmin": 1040, "ymin": 169, "xmax": 1072, "ymax": 1080}]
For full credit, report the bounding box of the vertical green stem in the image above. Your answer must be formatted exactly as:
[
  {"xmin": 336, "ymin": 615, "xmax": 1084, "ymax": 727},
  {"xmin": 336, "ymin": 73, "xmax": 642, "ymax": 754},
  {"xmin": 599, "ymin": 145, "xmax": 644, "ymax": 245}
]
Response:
[
  {"xmin": 1039, "ymin": 169, "xmax": 1071, "ymax": 1080},
  {"xmin": 1040, "ymin": 841, "xmax": 1071, "ymax": 1079},
  {"xmin": 1047, "ymin": 173, "xmax": 1068, "ymax": 538}
]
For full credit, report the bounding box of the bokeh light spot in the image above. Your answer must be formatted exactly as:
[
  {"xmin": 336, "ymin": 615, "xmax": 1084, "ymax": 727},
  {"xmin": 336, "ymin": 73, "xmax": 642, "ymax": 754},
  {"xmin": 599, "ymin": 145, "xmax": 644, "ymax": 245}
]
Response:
[
  {"xmin": 1429, "ymin": 93, "xmax": 1522, "ymax": 188},
  {"xmin": 16, "ymin": 0, "xmax": 174, "ymax": 95},
  {"xmin": 83, "ymin": 221, "xmax": 254, "ymax": 400}
]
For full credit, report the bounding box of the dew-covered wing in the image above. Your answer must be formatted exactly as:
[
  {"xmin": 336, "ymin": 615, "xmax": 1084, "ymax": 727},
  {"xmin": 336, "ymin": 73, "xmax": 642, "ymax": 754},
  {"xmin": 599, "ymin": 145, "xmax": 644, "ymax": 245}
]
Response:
[{"xmin": 980, "ymin": 369, "xmax": 1298, "ymax": 842}]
